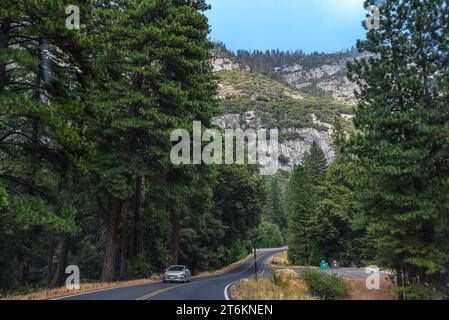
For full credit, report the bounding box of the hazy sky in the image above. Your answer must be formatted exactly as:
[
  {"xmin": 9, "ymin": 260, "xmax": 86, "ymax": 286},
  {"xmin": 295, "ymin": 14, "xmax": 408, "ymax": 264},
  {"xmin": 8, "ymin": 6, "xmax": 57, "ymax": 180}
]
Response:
[{"xmin": 205, "ymin": 0, "xmax": 367, "ymax": 53}]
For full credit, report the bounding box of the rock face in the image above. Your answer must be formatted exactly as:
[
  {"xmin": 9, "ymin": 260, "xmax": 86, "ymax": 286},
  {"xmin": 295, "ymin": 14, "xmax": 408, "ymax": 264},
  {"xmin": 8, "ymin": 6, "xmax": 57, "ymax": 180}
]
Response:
[
  {"xmin": 279, "ymin": 56, "xmax": 356, "ymax": 105},
  {"xmin": 211, "ymin": 57, "xmax": 250, "ymax": 73},
  {"xmin": 277, "ymin": 52, "xmax": 373, "ymax": 105},
  {"xmin": 212, "ymin": 113, "xmax": 335, "ymax": 171},
  {"xmin": 212, "ymin": 48, "xmax": 372, "ymax": 105},
  {"xmin": 210, "ymin": 46, "xmax": 362, "ymax": 172},
  {"xmin": 279, "ymin": 126, "xmax": 335, "ymax": 170}
]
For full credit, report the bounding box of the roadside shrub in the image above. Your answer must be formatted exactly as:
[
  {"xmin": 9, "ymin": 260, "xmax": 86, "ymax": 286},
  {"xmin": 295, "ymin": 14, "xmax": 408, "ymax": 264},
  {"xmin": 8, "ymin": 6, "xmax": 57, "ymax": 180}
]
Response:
[
  {"xmin": 270, "ymin": 270, "xmax": 294, "ymax": 287},
  {"xmin": 300, "ymin": 270, "xmax": 350, "ymax": 300}
]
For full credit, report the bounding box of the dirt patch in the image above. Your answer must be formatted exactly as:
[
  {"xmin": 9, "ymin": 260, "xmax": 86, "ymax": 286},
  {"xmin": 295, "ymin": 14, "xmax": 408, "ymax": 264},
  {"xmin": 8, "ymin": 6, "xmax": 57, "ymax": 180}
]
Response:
[{"xmin": 346, "ymin": 279, "xmax": 396, "ymax": 300}]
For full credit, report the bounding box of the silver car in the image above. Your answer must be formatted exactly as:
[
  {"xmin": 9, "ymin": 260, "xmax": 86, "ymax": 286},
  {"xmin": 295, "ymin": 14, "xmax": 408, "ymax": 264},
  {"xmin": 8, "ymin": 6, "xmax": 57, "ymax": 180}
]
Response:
[{"xmin": 163, "ymin": 265, "xmax": 192, "ymax": 283}]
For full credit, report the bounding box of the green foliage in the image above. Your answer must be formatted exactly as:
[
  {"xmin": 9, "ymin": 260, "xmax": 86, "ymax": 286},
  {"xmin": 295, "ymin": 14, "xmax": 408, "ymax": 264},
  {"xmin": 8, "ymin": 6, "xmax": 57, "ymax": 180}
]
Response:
[
  {"xmin": 300, "ymin": 269, "xmax": 350, "ymax": 300},
  {"xmin": 347, "ymin": 0, "xmax": 449, "ymax": 298},
  {"xmin": 303, "ymin": 142, "xmax": 327, "ymax": 186},
  {"xmin": 0, "ymin": 186, "xmax": 7, "ymax": 210},
  {"xmin": 285, "ymin": 124, "xmax": 372, "ymax": 268},
  {"xmin": 286, "ymin": 165, "xmax": 317, "ymax": 265},
  {"xmin": 259, "ymin": 220, "xmax": 284, "ymax": 248},
  {"xmin": 216, "ymin": 69, "xmax": 352, "ymax": 130},
  {"xmin": 0, "ymin": 1, "xmax": 268, "ymax": 293},
  {"xmin": 9, "ymin": 195, "xmax": 78, "ymax": 234},
  {"xmin": 308, "ymin": 245, "xmax": 326, "ymax": 267},
  {"xmin": 270, "ymin": 271, "xmax": 290, "ymax": 288},
  {"xmin": 228, "ymin": 240, "xmax": 251, "ymax": 263},
  {"xmin": 263, "ymin": 177, "xmax": 287, "ymax": 232},
  {"xmin": 393, "ymin": 284, "xmax": 446, "ymax": 301},
  {"xmin": 230, "ymin": 45, "xmax": 357, "ymax": 79},
  {"xmin": 70, "ymin": 242, "xmax": 103, "ymax": 281}
]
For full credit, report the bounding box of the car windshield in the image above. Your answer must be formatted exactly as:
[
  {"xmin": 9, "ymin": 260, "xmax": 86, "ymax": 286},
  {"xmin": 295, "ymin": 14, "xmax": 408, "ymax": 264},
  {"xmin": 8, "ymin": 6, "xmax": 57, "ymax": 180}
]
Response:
[{"xmin": 168, "ymin": 266, "xmax": 184, "ymax": 271}]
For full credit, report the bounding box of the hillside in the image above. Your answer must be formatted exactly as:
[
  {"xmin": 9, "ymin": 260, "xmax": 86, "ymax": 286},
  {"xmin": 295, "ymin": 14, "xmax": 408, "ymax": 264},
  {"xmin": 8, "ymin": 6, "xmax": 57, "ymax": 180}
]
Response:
[
  {"xmin": 211, "ymin": 45, "xmax": 356, "ymax": 170},
  {"xmin": 213, "ymin": 43, "xmax": 366, "ymax": 104}
]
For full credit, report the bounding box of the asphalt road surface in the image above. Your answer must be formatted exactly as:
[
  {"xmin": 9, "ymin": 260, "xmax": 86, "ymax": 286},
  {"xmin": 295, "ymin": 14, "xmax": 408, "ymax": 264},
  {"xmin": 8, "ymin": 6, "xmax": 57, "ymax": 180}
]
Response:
[
  {"xmin": 55, "ymin": 248, "xmax": 286, "ymax": 301},
  {"xmin": 291, "ymin": 267, "xmax": 391, "ymax": 279}
]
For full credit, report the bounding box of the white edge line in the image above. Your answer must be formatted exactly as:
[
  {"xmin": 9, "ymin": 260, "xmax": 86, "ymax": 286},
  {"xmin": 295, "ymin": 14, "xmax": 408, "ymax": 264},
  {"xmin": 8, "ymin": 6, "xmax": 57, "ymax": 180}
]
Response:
[
  {"xmin": 223, "ymin": 250, "xmax": 283, "ymax": 300},
  {"xmin": 224, "ymin": 280, "xmax": 238, "ymax": 301},
  {"xmin": 56, "ymin": 249, "xmax": 284, "ymax": 301},
  {"xmin": 53, "ymin": 255, "xmax": 251, "ymax": 300}
]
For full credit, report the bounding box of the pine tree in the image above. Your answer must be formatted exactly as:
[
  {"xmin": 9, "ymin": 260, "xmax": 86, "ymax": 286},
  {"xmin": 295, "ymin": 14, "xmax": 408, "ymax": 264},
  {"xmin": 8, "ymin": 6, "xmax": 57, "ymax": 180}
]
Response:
[
  {"xmin": 263, "ymin": 177, "xmax": 288, "ymax": 233},
  {"xmin": 286, "ymin": 165, "xmax": 316, "ymax": 265},
  {"xmin": 348, "ymin": 0, "xmax": 449, "ymax": 299},
  {"xmin": 0, "ymin": 0, "xmax": 276, "ymax": 292},
  {"xmin": 87, "ymin": 0, "xmax": 216, "ymax": 281},
  {"xmin": 302, "ymin": 141, "xmax": 327, "ymax": 186},
  {"xmin": 0, "ymin": 0, "xmax": 95, "ymax": 289}
]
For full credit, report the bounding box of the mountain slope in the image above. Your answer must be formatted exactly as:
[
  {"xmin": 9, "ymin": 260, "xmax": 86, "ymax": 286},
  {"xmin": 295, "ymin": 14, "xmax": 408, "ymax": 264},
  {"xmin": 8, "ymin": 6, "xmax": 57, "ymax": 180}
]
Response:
[
  {"xmin": 211, "ymin": 48, "xmax": 355, "ymax": 170},
  {"xmin": 214, "ymin": 43, "xmax": 365, "ymax": 105}
]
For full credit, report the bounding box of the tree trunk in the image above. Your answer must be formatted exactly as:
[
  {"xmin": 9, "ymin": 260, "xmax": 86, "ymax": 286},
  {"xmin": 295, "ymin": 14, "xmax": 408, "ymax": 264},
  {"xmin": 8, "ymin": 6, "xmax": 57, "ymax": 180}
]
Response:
[
  {"xmin": 50, "ymin": 233, "xmax": 71, "ymax": 289},
  {"xmin": 129, "ymin": 177, "xmax": 143, "ymax": 260},
  {"xmin": 101, "ymin": 196, "xmax": 122, "ymax": 282},
  {"xmin": 21, "ymin": 262, "xmax": 30, "ymax": 287},
  {"xmin": 47, "ymin": 237, "xmax": 56, "ymax": 287},
  {"xmin": 119, "ymin": 217, "xmax": 129, "ymax": 280},
  {"xmin": 0, "ymin": 18, "xmax": 10, "ymax": 91},
  {"xmin": 169, "ymin": 206, "xmax": 181, "ymax": 265}
]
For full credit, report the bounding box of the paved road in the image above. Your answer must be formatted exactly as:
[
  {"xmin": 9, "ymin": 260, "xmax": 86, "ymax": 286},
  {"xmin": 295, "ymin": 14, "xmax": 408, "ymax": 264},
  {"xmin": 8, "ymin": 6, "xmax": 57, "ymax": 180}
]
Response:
[
  {"xmin": 290, "ymin": 267, "xmax": 391, "ymax": 279},
  {"xmin": 55, "ymin": 248, "xmax": 285, "ymax": 301}
]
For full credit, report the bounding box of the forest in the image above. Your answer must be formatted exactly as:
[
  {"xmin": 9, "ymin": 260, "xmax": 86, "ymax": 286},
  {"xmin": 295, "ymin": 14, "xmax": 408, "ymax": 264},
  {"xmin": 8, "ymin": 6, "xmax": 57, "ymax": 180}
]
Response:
[
  {"xmin": 284, "ymin": 0, "xmax": 449, "ymax": 300},
  {"xmin": 0, "ymin": 0, "xmax": 267, "ymax": 294},
  {"xmin": 212, "ymin": 41, "xmax": 357, "ymax": 79}
]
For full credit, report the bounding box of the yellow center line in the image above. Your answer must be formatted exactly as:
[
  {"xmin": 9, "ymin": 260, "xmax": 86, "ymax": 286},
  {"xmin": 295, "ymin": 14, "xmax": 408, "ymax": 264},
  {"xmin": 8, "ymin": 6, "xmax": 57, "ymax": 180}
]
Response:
[
  {"xmin": 136, "ymin": 250, "xmax": 281, "ymax": 301},
  {"xmin": 136, "ymin": 260, "xmax": 256, "ymax": 300}
]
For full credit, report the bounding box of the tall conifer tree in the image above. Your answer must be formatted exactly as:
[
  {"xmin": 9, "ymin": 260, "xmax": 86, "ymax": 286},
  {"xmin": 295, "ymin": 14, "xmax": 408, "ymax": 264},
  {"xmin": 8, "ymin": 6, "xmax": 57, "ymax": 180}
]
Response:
[{"xmin": 348, "ymin": 0, "xmax": 449, "ymax": 299}]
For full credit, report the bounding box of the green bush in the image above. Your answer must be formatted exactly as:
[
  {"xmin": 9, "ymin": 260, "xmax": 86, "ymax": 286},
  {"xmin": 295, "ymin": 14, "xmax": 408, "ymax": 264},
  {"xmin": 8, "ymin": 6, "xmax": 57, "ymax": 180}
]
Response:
[
  {"xmin": 300, "ymin": 269, "xmax": 350, "ymax": 300},
  {"xmin": 270, "ymin": 271, "xmax": 290, "ymax": 288}
]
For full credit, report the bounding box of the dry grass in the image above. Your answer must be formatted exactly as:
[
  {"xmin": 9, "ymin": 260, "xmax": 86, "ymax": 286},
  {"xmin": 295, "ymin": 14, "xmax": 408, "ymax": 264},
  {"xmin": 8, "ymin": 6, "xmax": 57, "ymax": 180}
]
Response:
[
  {"xmin": 232, "ymin": 270, "xmax": 316, "ymax": 300},
  {"xmin": 233, "ymin": 267, "xmax": 396, "ymax": 301},
  {"xmin": 195, "ymin": 254, "xmax": 252, "ymax": 277},
  {"xmin": 0, "ymin": 278, "xmax": 159, "ymax": 301},
  {"xmin": 346, "ymin": 279, "xmax": 396, "ymax": 300},
  {"xmin": 268, "ymin": 251, "xmax": 290, "ymax": 266}
]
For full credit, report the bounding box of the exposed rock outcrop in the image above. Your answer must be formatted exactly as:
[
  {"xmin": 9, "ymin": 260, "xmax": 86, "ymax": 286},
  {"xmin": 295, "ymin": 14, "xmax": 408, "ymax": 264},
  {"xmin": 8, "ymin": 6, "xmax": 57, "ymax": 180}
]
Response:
[
  {"xmin": 277, "ymin": 52, "xmax": 373, "ymax": 105},
  {"xmin": 211, "ymin": 57, "xmax": 250, "ymax": 73},
  {"xmin": 212, "ymin": 113, "xmax": 336, "ymax": 172}
]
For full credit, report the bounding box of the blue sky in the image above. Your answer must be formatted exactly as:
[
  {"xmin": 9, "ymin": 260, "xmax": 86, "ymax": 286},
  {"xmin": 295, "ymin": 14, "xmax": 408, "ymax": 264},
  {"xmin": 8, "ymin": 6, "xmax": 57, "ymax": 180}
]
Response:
[{"xmin": 205, "ymin": 0, "xmax": 367, "ymax": 53}]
